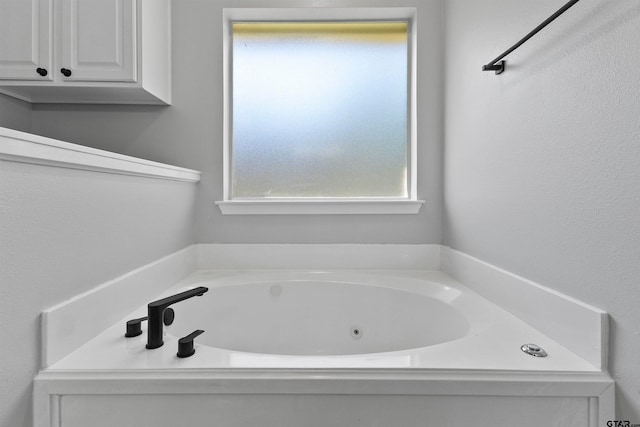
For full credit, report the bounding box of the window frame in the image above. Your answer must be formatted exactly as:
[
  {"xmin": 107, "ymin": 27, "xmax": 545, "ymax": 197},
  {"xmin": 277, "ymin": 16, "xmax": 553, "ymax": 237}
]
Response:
[{"xmin": 218, "ymin": 7, "xmax": 423, "ymax": 215}]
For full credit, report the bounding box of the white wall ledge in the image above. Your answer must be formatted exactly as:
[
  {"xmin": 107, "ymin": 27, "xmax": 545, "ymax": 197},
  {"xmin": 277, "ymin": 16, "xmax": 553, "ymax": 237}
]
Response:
[{"xmin": 0, "ymin": 127, "xmax": 201, "ymax": 182}]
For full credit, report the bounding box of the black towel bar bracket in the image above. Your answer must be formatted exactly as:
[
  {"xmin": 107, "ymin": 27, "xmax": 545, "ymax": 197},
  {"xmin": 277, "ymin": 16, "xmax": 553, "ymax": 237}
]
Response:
[
  {"xmin": 482, "ymin": 60, "xmax": 506, "ymax": 75},
  {"xmin": 482, "ymin": 0, "xmax": 582, "ymax": 75}
]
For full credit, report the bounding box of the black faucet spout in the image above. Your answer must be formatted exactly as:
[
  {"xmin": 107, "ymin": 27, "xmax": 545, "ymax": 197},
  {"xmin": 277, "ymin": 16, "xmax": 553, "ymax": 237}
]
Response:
[{"xmin": 146, "ymin": 286, "xmax": 208, "ymax": 349}]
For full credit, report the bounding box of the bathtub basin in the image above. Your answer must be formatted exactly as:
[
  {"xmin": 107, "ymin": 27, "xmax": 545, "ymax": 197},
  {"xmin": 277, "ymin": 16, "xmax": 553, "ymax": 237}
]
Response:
[{"xmin": 169, "ymin": 276, "xmax": 471, "ymax": 356}]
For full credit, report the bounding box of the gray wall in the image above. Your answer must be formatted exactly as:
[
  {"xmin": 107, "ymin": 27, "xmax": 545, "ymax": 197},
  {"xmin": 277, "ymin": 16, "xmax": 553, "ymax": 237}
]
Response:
[
  {"xmin": 444, "ymin": 0, "xmax": 640, "ymax": 420},
  {"xmin": 29, "ymin": 0, "xmax": 445, "ymax": 244},
  {"xmin": 0, "ymin": 93, "xmax": 31, "ymax": 131},
  {"xmin": 0, "ymin": 159, "xmax": 198, "ymax": 427}
]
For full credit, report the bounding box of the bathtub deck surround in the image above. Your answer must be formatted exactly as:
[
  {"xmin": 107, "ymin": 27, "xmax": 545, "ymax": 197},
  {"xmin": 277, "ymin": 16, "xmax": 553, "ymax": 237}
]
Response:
[
  {"xmin": 45, "ymin": 268, "xmax": 601, "ymax": 371},
  {"xmin": 441, "ymin": 247, "xmax": 608, "ymax": 370},
  {"xmin": 35, "ymin": 263, "xmax": 614, "ymax": 427},
  {"xmin": 34, "ymin": 249, "xmax": 614, "ymax": 427},
  {"xmin": 41, "ymin": 243, "xmax": 606, "ymax": 367}
]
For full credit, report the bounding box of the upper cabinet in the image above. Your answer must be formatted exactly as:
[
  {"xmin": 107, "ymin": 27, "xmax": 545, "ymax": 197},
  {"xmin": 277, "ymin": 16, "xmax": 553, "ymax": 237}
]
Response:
[
  {"xmin": 0, "ymin": 0, "xmax": 171, "ymax": 104},
  {"xmin": 0, "ymin": 0, "xmax": 52, "ymax": 81}
]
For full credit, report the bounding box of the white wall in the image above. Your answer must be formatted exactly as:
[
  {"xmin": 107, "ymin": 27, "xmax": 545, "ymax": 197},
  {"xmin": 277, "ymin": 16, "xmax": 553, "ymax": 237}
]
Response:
[
  {"xmin": 0, "ymin": 156, "xmax": 198, "ymax": 427},
  {"xmin": 28, "ymin": 0, "xmax": 444, "ymax": 244},
  {"xmin": 444, "ymin": 0, "xmax": 640, "ymax": 420}
]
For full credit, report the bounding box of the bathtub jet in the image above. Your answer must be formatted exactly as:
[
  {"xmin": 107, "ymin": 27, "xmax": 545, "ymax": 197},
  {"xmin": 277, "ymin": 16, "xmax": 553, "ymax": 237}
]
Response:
[{"xmin": 146, "ymin": 286, "xmax": 209, "ymax": 349}]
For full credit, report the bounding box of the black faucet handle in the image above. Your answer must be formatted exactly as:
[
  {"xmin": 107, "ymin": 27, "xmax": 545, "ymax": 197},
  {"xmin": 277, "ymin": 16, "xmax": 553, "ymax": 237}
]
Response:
[
  {"xmin": 177, "ymin": 330, "xmax": 205, "ymax": 358},
  {"xmin": 163, "ymin": 307, "xmax": 175, "ymax": 326},
  {"xmin": 125, "ymin": 316, "xmax": 148, "ymax": 337},
  {"xmin": 125, "ymin": 308, "xmax": 175, "ymax": 338}
]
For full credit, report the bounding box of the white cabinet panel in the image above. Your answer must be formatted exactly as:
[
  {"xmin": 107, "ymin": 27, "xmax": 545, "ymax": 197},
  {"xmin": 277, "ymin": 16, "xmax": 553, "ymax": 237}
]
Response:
[
  {"xmin": 60, "ymin": 394, "xmax": 590, "ymax": 427},
  {"xmin": 59, "ymin": 0, "xmax": 136, "ymax": 82},
  {"xmin": 0, "ymin": 0, "xmax": 170, "ymax": 103},
  {"xmin": 0, "ymin": 0, "xmax": 52, "ymax": 80}
]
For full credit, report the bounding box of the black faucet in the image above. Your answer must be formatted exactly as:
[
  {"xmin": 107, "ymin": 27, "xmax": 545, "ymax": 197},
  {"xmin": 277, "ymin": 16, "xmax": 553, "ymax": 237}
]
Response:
[{"xmin": 146, "ymin": 286, "xmax": 208, "ymax": 349}]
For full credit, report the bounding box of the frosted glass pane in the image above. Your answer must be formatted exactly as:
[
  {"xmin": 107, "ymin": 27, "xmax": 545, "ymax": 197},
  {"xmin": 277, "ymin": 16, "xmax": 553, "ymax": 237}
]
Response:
[{"xmin": 232, "ymin": 22, "xmax": 408, "ymax": 198}]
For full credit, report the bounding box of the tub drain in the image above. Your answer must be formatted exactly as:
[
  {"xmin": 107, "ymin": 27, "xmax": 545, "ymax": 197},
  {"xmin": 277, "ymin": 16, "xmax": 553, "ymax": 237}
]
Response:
[{"xmin": 521, "ymin": 343, "xmax": 548, "ymax": 357}]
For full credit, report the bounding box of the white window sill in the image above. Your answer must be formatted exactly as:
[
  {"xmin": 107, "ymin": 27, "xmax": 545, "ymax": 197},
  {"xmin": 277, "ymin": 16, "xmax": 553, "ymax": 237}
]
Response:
[{"xmin": 215, "ymin": 199, "xmax": 425, "ymax": 215}]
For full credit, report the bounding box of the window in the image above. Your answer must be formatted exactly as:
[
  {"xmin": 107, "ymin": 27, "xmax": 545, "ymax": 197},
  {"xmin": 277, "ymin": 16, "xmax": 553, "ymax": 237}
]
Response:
[{"xmin": 218, "ymin": 8, "xmax": 423, "ymax": 214}]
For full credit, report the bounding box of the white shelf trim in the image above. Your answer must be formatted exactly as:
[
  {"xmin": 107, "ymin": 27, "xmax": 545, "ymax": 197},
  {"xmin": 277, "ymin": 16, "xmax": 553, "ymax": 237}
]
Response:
[{"xmin": 0, "ymin": 127, "xmax": 201, "ymax": 182}]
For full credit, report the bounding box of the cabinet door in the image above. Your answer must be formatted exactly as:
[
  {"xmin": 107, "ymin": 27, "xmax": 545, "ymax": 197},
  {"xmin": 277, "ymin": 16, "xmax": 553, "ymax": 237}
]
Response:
[
  {"xmin": 0, "ymin": 0, "xmax": 53, "ymax": 80},
  {"xmin": 58, "ymin": 0, "xmax": 136, "ymax": 82}
]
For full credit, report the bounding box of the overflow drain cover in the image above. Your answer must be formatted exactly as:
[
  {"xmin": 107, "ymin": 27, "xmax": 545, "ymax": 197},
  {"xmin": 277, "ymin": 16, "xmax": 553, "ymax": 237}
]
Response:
[
  {"xmin": 270, "ymin": 284, "xmax": 283, "ymax": 297},
  {"xmin": 521, "ymin": 343, "xmax": 548, "ymax": 357}
]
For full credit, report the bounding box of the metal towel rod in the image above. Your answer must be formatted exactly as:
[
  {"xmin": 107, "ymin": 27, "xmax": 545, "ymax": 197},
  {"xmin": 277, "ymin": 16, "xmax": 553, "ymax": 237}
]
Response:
[{"xmin": 482, "ymin": 0, "xmax": 582, "ymax": 75}]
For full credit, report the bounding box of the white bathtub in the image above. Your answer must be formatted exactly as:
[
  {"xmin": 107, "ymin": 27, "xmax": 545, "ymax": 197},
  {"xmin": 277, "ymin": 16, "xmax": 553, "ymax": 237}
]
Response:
[
  {"xmin": 37, "ymin": 270, "xmax": 613, "ymax": 427},
  {"xmin": 49, "ymin": 269, "xmax": 593, "ymax": 370},
  {"xmin": 170, "ymin": 271, "xmax": 477, "ymax": 357}
]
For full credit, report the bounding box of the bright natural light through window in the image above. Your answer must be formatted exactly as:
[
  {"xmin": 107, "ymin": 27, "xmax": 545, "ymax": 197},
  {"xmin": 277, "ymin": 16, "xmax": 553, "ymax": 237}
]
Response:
[
  {"xmin": 219, "ymin": 8, "xmax": 422, "ymax": 214},
  {"xmin": 233, "ymin": 21, "xmax": 408, "ymax": 198}
]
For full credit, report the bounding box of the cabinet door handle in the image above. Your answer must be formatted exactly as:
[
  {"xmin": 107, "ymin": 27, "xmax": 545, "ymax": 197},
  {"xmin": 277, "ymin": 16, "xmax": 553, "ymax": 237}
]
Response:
[
  {"xmin": 36, "ymin": 67, "xmax": 48, "ymax": 77},
  {"xmin": 60, "ymin": 68, "xmax": 72, "ymax": 77}
]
